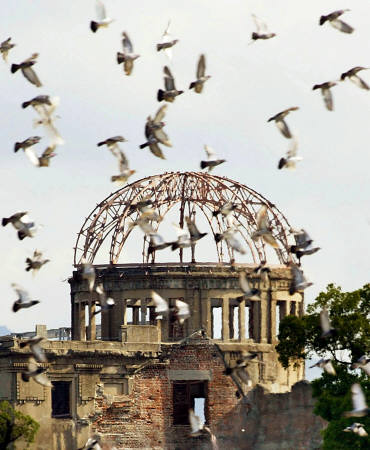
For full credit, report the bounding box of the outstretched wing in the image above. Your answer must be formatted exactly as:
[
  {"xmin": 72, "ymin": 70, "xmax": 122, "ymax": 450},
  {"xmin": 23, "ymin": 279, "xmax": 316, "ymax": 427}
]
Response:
[
  {"xmin": 95, "ymin": 0, "xmax": 106, "ymax": 20},
  {"xmin": 255, "ymin": 205, "xmax": 268, "ymax": 230},
  {"xmin": 22, "ymin": 67, "xmax": 42, "ymax": 87},
  {"xmin": 122, "ymin": 32, "xmax": 133, "ymax": 53},
  {"xmin": 351, "ymin": 383, "xmax": 367, "ymax": 411},
  {"xmin": 153, "ymin": 104, "xmax": 167, "ymax": 123},
  {"xmin": 151, "ymin": 291, "xmax": 168, "ymax": 315},
  {"xmin": 197, "ymin": 54, "xmax": 206, "ymax": 79},
  {"xmin": 204, "ymin": 144, "xmax": 216, "ymax": 160}
]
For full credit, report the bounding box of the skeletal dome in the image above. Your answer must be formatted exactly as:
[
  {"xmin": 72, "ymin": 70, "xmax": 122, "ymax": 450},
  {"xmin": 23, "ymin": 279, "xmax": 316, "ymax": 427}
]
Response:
[{"xmin": 74, "ymin": 172, "xmax": 295, "ymax": 266}]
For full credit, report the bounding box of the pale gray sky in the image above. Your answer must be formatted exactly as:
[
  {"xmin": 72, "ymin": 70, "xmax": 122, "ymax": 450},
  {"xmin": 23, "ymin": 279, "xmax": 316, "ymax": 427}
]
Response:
[{"xmin": 1, "ymin": 0, "xmax": 369, "ymax": 340}]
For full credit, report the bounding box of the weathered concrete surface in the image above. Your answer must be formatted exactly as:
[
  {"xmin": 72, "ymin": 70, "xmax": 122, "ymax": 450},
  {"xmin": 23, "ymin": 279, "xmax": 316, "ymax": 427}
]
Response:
[{"xmin": 222, "ymin": 381, "xmax": 326, "ymax": 450}]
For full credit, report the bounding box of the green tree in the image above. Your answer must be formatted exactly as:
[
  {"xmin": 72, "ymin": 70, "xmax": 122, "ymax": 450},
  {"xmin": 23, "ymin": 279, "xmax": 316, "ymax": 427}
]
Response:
[
  {"xmin": 0, "ymin": 401, "xmax": 39, "ymax": 448},
  {"xmin": 276, "ymin": 283, "xmax": 370, "ymax": 449}
]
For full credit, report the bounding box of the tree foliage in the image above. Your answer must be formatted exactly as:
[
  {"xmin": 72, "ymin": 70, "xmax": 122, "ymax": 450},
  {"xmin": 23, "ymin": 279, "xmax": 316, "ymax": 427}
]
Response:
[
  {"xmin": 0, "ymin": 401, "xmax": 39, "ymax": 448},
  {"xmin": 276, "ymin": 283, "xmax": 370, "ymax": 449}
]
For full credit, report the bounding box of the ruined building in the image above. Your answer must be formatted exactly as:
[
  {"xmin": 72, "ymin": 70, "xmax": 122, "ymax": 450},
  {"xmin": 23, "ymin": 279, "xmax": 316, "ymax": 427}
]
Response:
[{"xmin": 0, "ymin": 172, "xmax": 324, "ymax": 449}]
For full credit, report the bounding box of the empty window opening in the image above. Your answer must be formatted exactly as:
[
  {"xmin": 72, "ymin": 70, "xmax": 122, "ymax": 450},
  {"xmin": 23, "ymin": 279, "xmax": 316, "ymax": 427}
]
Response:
[
  {"xmin": 194, "ymin": 397, "xmax": 205, "ymax": 426},
  {"xmin": 126, "ymin": 305, "xmax": 140, "ymax": 324},
  {"xmin": 290, "ymin": 302, "xmax": 296, "ymax": 316},
  {"xmin": 229, "ymin": 302, "xmax": 240, "ymax": 339},
  {"xmin": 139, "ymin": 306, "xmax": 150, "ymax": 324},
  {"xmin": 276, "ymin": 302, "xmax": 281, "ymax": 336},
  {"xmin": 173, "ymin": 381, "xmax": 206, "ymax": 425},
  {"xmin": 211, "ymin": 307, "xmax": 222, "ymax": 339},
  {"xmin": 245, "ymin": 305, "xmax": 250, "ymax": 338},
  {"xmin": 52, "ymin": 381, "xmax": 71, "ymax": 418}
]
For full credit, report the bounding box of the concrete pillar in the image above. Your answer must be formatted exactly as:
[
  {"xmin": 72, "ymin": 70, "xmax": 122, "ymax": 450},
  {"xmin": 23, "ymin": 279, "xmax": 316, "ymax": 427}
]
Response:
[
  {"xmin": 239, "ymin": 298, "xmax": 246, "ymax": 342},
  {"xmin": 79, "ymin": 302, "xmax": 86, "ymax": 341},
  {"xmin": 71, "ymin": 296, "xmax": 79, "ymax": 340},
  {"xmin": 281, "ymin": 300, "xmax": 290, "ymax": 318},
  {"xmin": 200, "ymin": 290, "xmax": 212, "ymax": 337},
  {"xmin": 35, "ymin": 324, "xmax": 47, "ymax": 338},
  {"xmin": 87, "ymin": 302, "xmax": 96, "ymax": 340},
  {"xmin": 140, "ymin": 298, "xmax": 147, "ymax": 325},
  {"xmin": 259, "ymin": 289, "xmax": 269, "ymax": 343},
  {"xmin": 252, "ymin": 300, "xmax": 259, "ymax": 341},
  {"xmin": 222, "ymin": 297, "xmax": 229, "ymax": 340},
  {"xmin": 122, "ymin": 299, "xmax": 127, "ymax": 325},
  {"xmin": 270, "ymin": 291, "xmax": 277, "ymax": 344}
]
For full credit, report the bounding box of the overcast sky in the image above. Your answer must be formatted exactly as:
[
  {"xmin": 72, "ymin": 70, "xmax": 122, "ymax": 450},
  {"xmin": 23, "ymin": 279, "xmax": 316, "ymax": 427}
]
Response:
[{"xmin": 1, "ymin": 0, "xmax": 369, "ymax": 365}]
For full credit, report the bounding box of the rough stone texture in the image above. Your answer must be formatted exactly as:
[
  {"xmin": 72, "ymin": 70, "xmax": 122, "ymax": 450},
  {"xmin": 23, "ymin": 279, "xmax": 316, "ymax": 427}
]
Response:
[{"xmin": 233, "ymin": 382, "xmax": 327, "ymax": 450}]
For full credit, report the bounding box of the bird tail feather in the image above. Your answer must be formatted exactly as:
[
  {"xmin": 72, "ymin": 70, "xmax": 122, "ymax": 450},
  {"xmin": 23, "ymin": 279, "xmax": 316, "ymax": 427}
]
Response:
[
  {"xmin": 157, "ymin": 90, "xmax": 165, "ymax": 102},
  {"xmin": 139, "ymin": 142, "xmax": 149, "ymax": 149},
  {"xmin": 11, "ymin": 64, "xmax": 20, "ymax": 73},
  {"xmin": 2, "ymin": 218, "xmax": 10, "ymax": 227},
  {"xmin": 18, "ymin": 230, "xmax": 27, "ymax": 240},
  {"xmin": 90, "ymin": 21, "xmax": 99, "ymax": 33},
  {"xmin": 116, "ymin": 52, "xmax": 125, "ymax": 64}
]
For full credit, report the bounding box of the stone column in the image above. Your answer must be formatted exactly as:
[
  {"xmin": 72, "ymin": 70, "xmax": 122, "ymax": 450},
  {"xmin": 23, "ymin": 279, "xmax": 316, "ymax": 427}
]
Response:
[
  {"xmin": 252, "ymin": 300, "xmax": 259, "ymax": 341},
  {"xmin": 200, "ymin": 290, "xmax": 212, "ymax": 337},
  {"xmin": 79, "ymin": 302, "xmax": 86, "ymax": 341},
  {"xmin": 140, "ymin": 298, "xmax": 147, "ymax": 325},
  {"xmin": 222, "ymin": 297, "xmax": 229, "ymax": 340},
  {"xmin": 281, "ymin": 300, "xmax": 290, "ymax": 318},
  {"xmin": 270, "ymin": 291, "xmax": 277, "ymax": 344},
  {"xmin": 259, "ymin": 289, "xmax": 269, "ymax": 343},
  {"xmin": 87, "ymin": 301, "xmax": 96, "ymax": 340},
  {"xmin": 239, "ymin": 297, "xmax": 246, "ymax": 342},
  {"xmin": 71, "ymin": 295, "xmax": 79, "ymax": 340}
]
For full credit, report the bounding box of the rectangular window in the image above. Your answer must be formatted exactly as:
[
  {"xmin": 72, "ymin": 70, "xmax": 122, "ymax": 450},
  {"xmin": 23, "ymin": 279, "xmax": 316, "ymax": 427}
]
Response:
[
  {"xmin": 229, "ymin": 301, "xmax": 240, "ymax": 339},
  {"xmin": 290, "ymin": 302, "xmax": 296, "ymax": 316},
  {"xmin": 52, "ymin": 381, "xmax": 71, "ymax": 418},
  {"xmin": 173, "ymin": 381, "xmax": 206, "ymax": 425},
  {"xmin": 211, "ymin": 299, "xmax": 222, "ymax": 339},
  {"xmin": 276, "ymin": 302, "xmax": 282, "ymax": 337},
  {"xmin": 245, "ymin": 304, "xmax": 250, "ymax": 338}
]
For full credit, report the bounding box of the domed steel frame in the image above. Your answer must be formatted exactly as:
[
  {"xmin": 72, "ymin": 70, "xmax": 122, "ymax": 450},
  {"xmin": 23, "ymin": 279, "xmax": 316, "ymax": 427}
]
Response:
[{"xmin": 74, "ymin": 171, "xmax": 296, "ymax": 266}]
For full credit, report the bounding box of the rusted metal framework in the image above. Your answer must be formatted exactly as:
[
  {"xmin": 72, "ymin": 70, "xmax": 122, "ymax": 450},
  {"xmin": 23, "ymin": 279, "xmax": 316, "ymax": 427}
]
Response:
[{"xmin": 74, "ymin": 172, "xmax": 295, "ymax": 266}]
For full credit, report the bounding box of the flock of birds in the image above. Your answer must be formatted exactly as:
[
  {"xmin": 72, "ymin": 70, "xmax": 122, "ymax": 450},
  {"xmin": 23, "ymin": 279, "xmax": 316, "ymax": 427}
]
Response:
[{"xmin": 1, "ymin": 2, "xmax": 369, "ymax": 448}]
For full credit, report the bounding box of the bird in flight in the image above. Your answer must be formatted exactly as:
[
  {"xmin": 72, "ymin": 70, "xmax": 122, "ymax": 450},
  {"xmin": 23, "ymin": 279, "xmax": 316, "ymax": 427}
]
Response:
[
  {"xmin": 0, "ymin": 37, "xmax": 15, "ymax": 62},
  {"xmin": 309, "ymin": 358, "xmax": 336, "ymax": 375},
  {"xmin": 157, "ymin": 21, "xmax": 178, "ymax": 59},
  {"xmin": 278, "ymin": 136, "xmax": 302, "ymax": 170},
  {"xmin": 312, "ymin": 81, "xmax": 337, "ymax": 111},
  {"xmin": 90, "ymin": 0, "xmax": 113, "ymax": 33},
  {"xmin": 340, "ymin": 67, "xmax": 369, "ymax": 90},
  {"xmin": 319, "ymin": 9, "xmax": 354, "ymax": 34},
  {"xmin": 289, "ymin": 264, "xmax": 313, "ymax": 295},
  {"xmin": 200, "ymin": 145, "xmax": 226, "ymax": 172},
  {"xmin": 250, "ymin": 14, "xmax": 276, "ymax": 42},
  {"xmin": 157, "ymin": 66, "xmax": 183, "ymax": 102},
  {"xmin": 11, "ymin": 53, "xmax": 42, "ymax": 87},
  {"xmin": 267, "ymin": 107, "xmax": 299, "ymax": 139},
  {"xmin": 11, "ymin": 283, "xmax": 40, "ymax": 312},
  {"xmin": 117, "ymin": 32, "xmax": 140, "ymax": 76},
  {"xmin": 343, "ymin": 383, "xmax": 370, "ymax": 418},
  {"xmin": 251, "ymin": 205, "xmax": 279, "ymax": 248},
  {"xmin": 189, "ymin": 54, "xmax": 211, "ymax": 93},
  {"xmin": 25, "ymin": 250, "xmax": 50, "ymax": 275}
]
